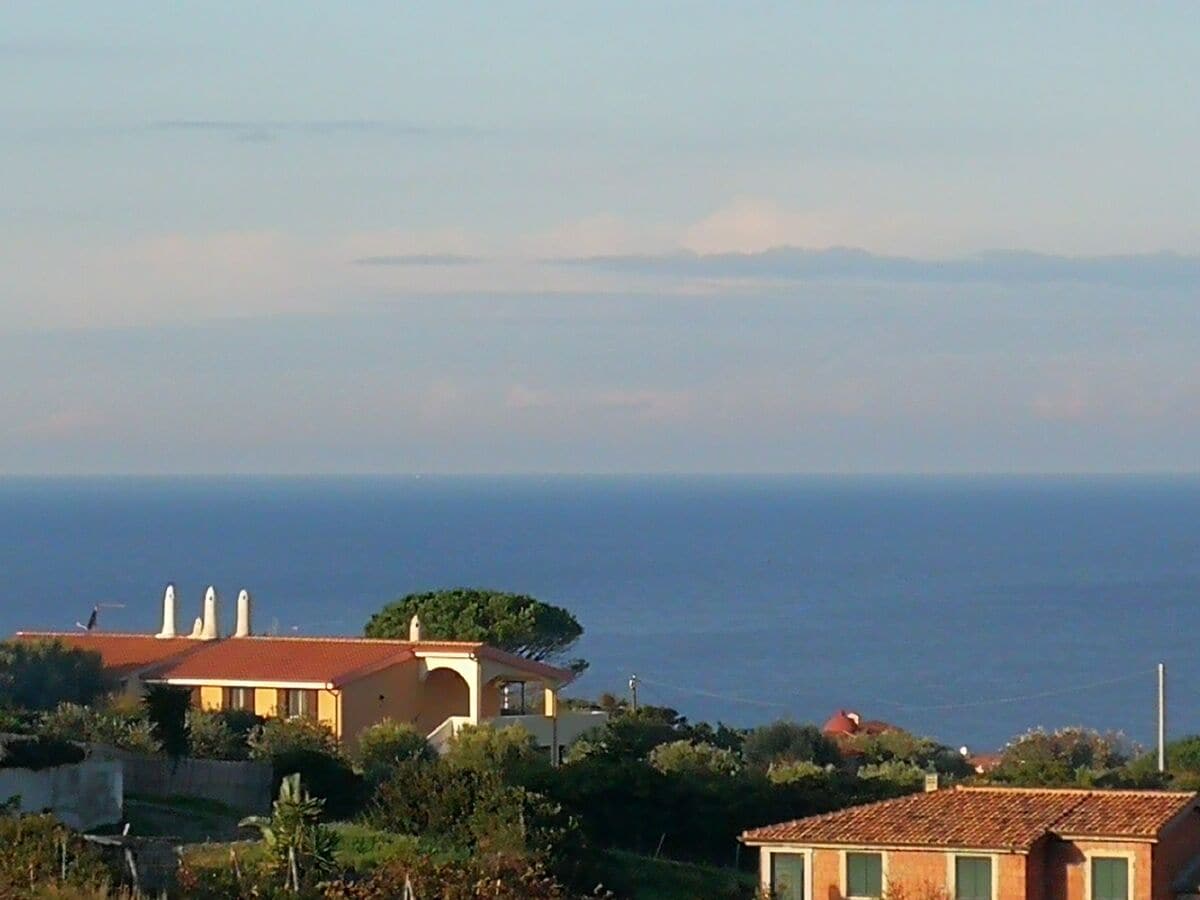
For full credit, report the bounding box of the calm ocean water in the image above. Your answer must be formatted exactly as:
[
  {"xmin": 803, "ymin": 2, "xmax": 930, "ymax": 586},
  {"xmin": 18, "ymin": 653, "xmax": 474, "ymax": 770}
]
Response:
[{"xmin": 1, "ymin": 475, "xmax": 1197, "ymax": 751}]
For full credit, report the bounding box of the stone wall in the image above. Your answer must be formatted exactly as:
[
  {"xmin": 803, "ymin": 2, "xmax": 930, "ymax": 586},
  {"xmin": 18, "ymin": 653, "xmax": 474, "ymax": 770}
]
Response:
[
  {"xmin": 91, "ymin": 746, "xmax": 272, "ymax": 814},
  {"xmin": 0, "ymin": 760, "xmax": 123, "ymax": 830}
]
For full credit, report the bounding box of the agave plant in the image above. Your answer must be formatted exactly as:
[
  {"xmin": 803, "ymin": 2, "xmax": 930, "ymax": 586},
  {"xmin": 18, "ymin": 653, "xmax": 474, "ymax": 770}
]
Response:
[{"xmin": 240, "ymin": 774, "xmax": 337, "ymax": 890}]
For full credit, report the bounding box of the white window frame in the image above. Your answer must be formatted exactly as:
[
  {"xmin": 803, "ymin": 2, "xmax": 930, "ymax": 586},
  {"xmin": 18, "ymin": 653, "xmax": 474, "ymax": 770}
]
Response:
[
  {"xmin": 841, "ymin": 849, "xmax": 888, "ymax": 899},
  {"xmin": 761, "ymin": 847, "xmax": 813, "ymax": 900},
  {"xmin": 1083, "ymin": 849, "xmax": 1136, "ymax": 900},
  {"xmin": 947, "ymin": 853, "xmax": 999, "ymax": 900}
]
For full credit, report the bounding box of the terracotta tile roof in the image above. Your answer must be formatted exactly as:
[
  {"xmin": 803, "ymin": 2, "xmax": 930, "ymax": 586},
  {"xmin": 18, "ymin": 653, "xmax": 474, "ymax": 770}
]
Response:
[
  {"xmin": 146, "ymin": 637, "xmax": 416, "ymax": 687},
  {"xmin": 12, "ymin": 631, "xmax": 576, "ymax": 687},
  {"xmin": 1051, "ymin": 789, "xmax": 1198, "ymax": 839},
  {"xmin": 474, "ymin": 645, "xmax": 576, "ymax": 683},
  {"xmin": 13, "ymin": 632, "xmax": 199, "ymax": 677},
  {"xmin": 741, "ymin": 787, "xmax": 1198, "ymax": 851}
]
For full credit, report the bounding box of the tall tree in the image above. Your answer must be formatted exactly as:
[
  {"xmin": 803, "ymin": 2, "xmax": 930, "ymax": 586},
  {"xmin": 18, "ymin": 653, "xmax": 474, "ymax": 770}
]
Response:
[
  {"xmin": 0, "ymin": 639, "xmax": 112, "ymax": 711},
  {"xmin": 364, "ymin": 589, "xmax": 585, "ymax": 670}
]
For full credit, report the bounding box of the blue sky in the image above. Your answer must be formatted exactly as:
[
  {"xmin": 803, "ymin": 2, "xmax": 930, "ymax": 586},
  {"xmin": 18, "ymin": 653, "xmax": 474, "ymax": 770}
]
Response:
[{"xmin": 2, "ymin": 3, "xmax": 1198, "ymax": 473}]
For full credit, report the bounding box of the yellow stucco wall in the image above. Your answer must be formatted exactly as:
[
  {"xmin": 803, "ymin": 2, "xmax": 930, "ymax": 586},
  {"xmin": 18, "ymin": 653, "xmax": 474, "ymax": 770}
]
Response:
[
  {"xmin": 254, "ymin": 688, "xmax": 278, "ymax": 718},
  {"xmin": 414, "ymin": 666, "xmax": 472, "ymax": 734},
  {"xmin": 338, "ymin": 661, "xmax": 422, "ymax": 750},
  {"xmin": 199, "ymin": 685, "xmax": 223, "ymax": 711},
  {"xmin": 317, "ymin": 689, "xmax": 339, "ymax": 735}
]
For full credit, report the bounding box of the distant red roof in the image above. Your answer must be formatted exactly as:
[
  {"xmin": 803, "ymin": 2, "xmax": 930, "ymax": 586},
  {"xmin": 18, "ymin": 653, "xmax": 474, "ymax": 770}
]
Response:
[
  {"xmin": 822, "ymin": 709, "xmax": 898, "ymax": 740},
  {"xmin": 13, "ymin": 632, "xmax": 198, "ymax": 677},
  {"xmin": 822, "ymin": 710, "xmax": 860, "ymax": 735}
]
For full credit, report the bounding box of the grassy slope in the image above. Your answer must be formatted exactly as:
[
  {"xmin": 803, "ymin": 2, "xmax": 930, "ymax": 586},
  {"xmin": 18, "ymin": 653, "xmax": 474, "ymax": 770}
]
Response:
[{"xmin": 601, "ymin": 850, "xmax": 758, "ymax": 900}]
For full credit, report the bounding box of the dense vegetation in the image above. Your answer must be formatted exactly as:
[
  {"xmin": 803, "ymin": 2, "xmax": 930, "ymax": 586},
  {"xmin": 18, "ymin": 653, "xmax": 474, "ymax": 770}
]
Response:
[{"xmin": 0, "ymin": 639, "xmax": 111, "ymax": 711}]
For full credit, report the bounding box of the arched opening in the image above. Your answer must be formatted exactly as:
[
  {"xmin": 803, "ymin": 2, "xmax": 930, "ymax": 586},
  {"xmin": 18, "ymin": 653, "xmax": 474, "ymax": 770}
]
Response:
[{"xmin": 416, "ymin": 667, "xmax": 471, "ymax": 734}]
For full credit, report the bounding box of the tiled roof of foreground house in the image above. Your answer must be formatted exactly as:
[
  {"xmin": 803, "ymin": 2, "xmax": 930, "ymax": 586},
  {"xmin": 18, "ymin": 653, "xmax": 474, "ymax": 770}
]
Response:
[
  {"xmin": 11, "ymin": 633, "xmax": 201, "ymax": 678},
  {"xmin": 14, "ymin": 631, "xmax": 574, "ymax": 687},
  {"xmin": 741, "ymin": 786, "xmax": 1199, "ymax": 852}
]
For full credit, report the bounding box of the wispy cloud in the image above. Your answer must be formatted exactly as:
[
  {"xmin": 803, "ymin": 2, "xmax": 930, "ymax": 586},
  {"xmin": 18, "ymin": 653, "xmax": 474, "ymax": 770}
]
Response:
[
  {"xmin": 352, "ymin": 253, "xmax": 482, "ymax": 267},
  {"xmin": 551, "ymin": 247, "xmax": 1200, "ymax": 289},
  {"xmin": 148, "ymin": 119, "xmax": 479, "ymax": 143}
]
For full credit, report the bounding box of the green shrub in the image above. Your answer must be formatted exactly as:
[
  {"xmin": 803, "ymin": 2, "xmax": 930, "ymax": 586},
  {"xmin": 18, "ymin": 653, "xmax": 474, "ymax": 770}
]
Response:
[
  {"xmin": 355, "ymin": 719, "xmax": 434, "ymax": 786},
  {"xmin": 360, "ymin": 854, "xmax": 576, "ymax": 898},
  {"xmin": 766, "ymin": 760, "xmax": 829, "ymax": 784},
  {"xmin": 270, "ymin": 750, "xmax": 362, "ymax": 821},
  {"xmin": 0, "ymin": 709, "xmax": 39, "ymax": 735},
  {"xmin": 857, "ymin": 760, "xmax": 927, "ymax": 790},
  {"xmin": 992, "ymin": 727, "xmax": 1133, "ymax": 786},
  {"xmin": 142, "ymin": 685, "xmax": 191, "ymax": 757},
  {"xmin": 742, "ymin": 721, "xmax": 842, "ymax": 769},
  {"xmin": 249, "ymin": 717, "xmax": 341, "ymax": 761},
  {"xmin": 328, "ymin": 823, "xmax": 422, "ymax": 874},
  {"xmin": 443, "ymin": 723, "xmax": 547, "ymax": 783},
  {"xmin": 0, "ymin": 640, "xmax": 112, "ymax": 713},
  {"xmin": 40, "ymin": 703, "xmax": 162, "ymax": 755},
  {"xmin": 367, "ymin": 757, "xmax": 579, "ymax": 864},
  {"xmin": 564, "ymin": 708, "xmax": 692, "ymax": 763},
  {"xmin": 187, "ymin": 710, "xmax": 248, "ymax": 760},
  {"xmin": 0, "ymin": 736, "xmax": 86, "ymax": 771},
  {"xmin": 0, "ymin": 813, "xmax": 113, "ymax": 896},
  {"xmin": 648, "ymin": 740, "xmax": 743, "ymax": 778}
]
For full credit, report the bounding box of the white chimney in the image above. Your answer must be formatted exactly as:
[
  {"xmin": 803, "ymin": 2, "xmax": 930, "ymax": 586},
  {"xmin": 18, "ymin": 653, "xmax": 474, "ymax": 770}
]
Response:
[
  {"xmin": 189, "ymin": 616, "xmax": 203, "ymax": 639},
  {"xmin": 409, "ymin": 614, "xmax": 423, "ymax": 642},
  {"xmin": 156, "ymin": 583, "xmax": 178, "ymax": 639},
  {"xmin": 235, "ymin": 589, "xmax": 253, "ymax": 638},
  {"xmin": 199, "ymin": 586, "xmax": 220, "ymax": 641}
]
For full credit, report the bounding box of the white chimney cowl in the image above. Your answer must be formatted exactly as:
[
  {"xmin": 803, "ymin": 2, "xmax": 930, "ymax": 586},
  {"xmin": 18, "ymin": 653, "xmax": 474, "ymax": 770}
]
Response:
[
  {"xmin": 156, "ymin": 583, "xmax": 178, "ymax": 639},
  {"xmin": 199, "ymin": 586, "xmax": 220, "ymax": 641},
  {"xmin": 189, "ymin": 616, "xmax": 203, "ymax": 639},
  {"xmin": 409, "ymin": 614, "xmax": 423, "ymax": 642},
  {"xmin": 235, "ymin": 589, "xmax": 252, "ymax": 638}
]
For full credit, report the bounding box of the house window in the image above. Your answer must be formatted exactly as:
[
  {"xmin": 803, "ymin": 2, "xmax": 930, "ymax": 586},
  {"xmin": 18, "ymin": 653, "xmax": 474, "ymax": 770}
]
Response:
[
  {"xmin": 846, "ymin": 851, "xmax": 883, "ymax": 898},
  {"xmin": 223, "ymin": 687, "xmax": 255, "ymax": 711},
  {"xmin": 1091, "ymin": 857, "xmax": 1128, "ymax": 900},
  {"xmin": 278, "ymin": 689, "xmax": 317, "ymax": 719},
  {"xmin": 954, "ymin": 856, "xmax": 992, "ymax": 900},
  {"xmin": 771, "ymin": 852, "xmax": 805, "ymax": 900}
]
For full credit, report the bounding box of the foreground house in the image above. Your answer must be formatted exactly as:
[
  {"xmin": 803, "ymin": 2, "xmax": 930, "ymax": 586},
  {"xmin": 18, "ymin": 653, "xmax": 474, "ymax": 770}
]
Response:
[
  {"xmin": 15, "ymin": 585, "xmax": 605, "ymax": 758},
  {"xmin": 742, "ymin": 784, "xmax": 1200, "ymax": 899}
]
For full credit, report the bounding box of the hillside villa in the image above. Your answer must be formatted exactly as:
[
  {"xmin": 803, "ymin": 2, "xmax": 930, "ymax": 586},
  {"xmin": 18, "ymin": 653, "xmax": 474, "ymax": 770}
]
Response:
[
  {"xmin": 742, "ymin": 783, "xmax": 1200, "ymax": 900},
  {"xmin": 14, "ymin": 585, "xmax": 605, "ymax": 759}
]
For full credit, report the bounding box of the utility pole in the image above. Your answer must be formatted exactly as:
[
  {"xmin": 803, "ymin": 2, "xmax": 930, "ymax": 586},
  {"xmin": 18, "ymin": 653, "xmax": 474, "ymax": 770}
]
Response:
[
  {"xmin": 629, "ymin": 674, "xmax": 639, "ymax": 713},
  {"xmin": 1158, "ymin": 662, "xmax": 1166, "ymax": 774}
]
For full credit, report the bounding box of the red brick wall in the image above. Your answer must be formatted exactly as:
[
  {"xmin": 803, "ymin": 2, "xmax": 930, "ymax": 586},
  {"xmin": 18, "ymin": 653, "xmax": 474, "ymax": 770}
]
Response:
[
  {"xmin": 760, "ymin": 831, "xmax": 1198, "ymax": 900},
  {"xmin": 1044, "ymin": 838, "xmax": 1150, "ymax": 900},
  {"xmin": 1152, "ymin": 806, "xmax": 1200, "ymax": 900},
  {"xmin": 793, "ymin": 847, "xmax": 1027, "ymax": 899}
]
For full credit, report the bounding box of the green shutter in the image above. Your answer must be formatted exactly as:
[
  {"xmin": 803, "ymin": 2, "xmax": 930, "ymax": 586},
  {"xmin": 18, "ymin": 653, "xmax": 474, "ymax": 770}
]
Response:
[
  {"xmin": 847, "ymin": 852, "xmax": 883, "ymax": 897},
  {"xmin": 955, "ymin": 857, "xmax": 991, "ymax": 900},
  {"xmin": 771, "ymin": 853, "xmax": 805, "ymax": 900},
  {"xmin": 1092, "ymin": 858, "xmax": 1128, "ymax": 900}
]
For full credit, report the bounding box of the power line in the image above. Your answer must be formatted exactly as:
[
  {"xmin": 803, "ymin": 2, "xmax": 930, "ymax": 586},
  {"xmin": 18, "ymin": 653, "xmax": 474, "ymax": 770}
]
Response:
[
  {"xmin": 634, "ymin": 676, "xmax": 789, "ymax": 709},
  {"xmin": 629, "ymin": 667, "xmax": 1153, "ymax": 715},
  {"xmin": 859, "ymin": 669, "xmax": 1153, "ymax": 712}
]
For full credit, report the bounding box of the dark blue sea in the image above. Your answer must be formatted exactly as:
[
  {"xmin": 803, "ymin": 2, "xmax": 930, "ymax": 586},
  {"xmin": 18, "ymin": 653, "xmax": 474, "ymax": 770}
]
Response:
[{"xmin": 2, "ymin": 475, "xmax": 1197, "ymax": 752}]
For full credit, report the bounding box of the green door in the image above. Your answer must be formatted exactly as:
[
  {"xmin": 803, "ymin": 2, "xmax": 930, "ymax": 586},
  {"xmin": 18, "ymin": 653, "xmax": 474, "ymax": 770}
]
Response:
[
  {"xmin": 1092, "ymin": 858, "xmax": 1128, "ymax": 900},
  {"xmin": 771, "ymin": 853, "xmax": 805, "ymax": 900}
]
